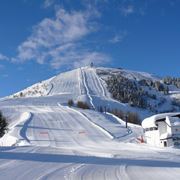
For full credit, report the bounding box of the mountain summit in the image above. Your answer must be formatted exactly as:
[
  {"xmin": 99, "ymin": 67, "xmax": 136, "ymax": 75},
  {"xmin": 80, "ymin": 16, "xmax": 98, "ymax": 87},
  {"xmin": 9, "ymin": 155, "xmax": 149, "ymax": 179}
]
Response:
[{"xmin": 3, "ymin": 66, "xmax": 180, "ymax": 118}]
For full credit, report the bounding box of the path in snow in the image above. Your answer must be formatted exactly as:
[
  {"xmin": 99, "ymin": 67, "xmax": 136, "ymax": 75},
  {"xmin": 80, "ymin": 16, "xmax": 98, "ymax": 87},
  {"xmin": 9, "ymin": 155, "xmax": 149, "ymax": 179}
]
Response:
[
  {"xmin": 4, "ymin": 105, "xmax": 113, "ymax": 149},
  {"xmin": 0, "ymin": 145, "xmax": 180, "ymax": 180},
  {"xmin": 0, "ymin": 67, "xmax": 180, "ymax": 180}
]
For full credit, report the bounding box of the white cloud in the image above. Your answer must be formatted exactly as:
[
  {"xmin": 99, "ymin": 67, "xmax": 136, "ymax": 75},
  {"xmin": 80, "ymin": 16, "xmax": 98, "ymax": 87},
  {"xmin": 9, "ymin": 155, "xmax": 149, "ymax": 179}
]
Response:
[
  {"xmin": 120, "ymin": 5, "xmax": 134, "ymax": 16},
  {"xmin": 0, "ymin": 53, "xmax": 9, "ymax": 61},
  {"xmin": 15, "ymin": 8, "xmax": 109, "ymax": 69},
  {"xmin": 43, "ymin": 0, "xmax": 54, "ymax": 8},
  {"xmin": 73, "ymin": 51, "xmax": 110, "ymax": 68},
  {"xmin": 40, "ymin": 41, "xmax": 109, "ymax": 69},
  {"xmin": 118, "ymin": 0, "xmax": 149, "ymax": 17},
  {"xmin": 109, "ymin": 31, "xmax": 127, "ymax": 44},
  {"xmin": 50, "ymin": 49, "xmax": 110, "ymax": 69}
]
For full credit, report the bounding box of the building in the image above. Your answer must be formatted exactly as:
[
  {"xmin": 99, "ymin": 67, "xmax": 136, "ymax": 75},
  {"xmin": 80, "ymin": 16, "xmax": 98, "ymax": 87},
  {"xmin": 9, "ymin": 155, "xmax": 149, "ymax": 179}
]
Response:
[{"xmin": 142, "ymin": 112, "xmax": 180, "ymax": 147}]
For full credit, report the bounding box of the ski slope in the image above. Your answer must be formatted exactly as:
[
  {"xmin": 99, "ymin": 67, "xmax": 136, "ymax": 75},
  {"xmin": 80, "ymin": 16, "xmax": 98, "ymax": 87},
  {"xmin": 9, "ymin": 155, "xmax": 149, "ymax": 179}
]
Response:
[{"xmin": 0, "ymin": 66, "xmax": 180, "ymax": 179}]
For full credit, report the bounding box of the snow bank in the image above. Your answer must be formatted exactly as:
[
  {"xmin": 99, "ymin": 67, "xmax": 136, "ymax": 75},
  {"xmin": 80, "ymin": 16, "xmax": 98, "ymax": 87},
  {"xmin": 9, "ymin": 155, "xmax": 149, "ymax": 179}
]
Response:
[{"xmin": 0, "ymin": 112, "xmax": 31, "ymax": 146}]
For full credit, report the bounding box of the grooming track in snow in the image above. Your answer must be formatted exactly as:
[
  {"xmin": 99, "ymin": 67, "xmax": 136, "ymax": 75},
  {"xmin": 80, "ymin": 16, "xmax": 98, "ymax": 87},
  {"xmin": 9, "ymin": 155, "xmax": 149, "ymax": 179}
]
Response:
[{"xmin": 0, "ymin": 66, "xmax": 180, "ymax": 180}]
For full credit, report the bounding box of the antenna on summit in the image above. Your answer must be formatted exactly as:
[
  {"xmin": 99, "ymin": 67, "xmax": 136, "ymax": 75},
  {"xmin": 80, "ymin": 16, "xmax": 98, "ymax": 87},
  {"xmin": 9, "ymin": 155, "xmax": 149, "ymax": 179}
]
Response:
[{"xmin": 90, "ymin": 62, "xmax": 94, "ymax": 68}]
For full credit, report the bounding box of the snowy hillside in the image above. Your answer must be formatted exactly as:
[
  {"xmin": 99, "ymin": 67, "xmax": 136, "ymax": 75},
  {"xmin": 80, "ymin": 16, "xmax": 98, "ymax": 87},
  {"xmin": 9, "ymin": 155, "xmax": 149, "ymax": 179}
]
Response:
[
  {"xmin": 96, "ymin": 67, "xmax": 161, "ymax": 81},
  {"xmin": 8, "ymin": 66, "xmax": 161, "ymax": 98},
  {"xmin": 6, "ymin": 66, "xmax": 180, "ymax": 117},
  {"xmin": 96, "ymin": 67, "xmax": 180, "ymax": 114},
  {"xmin": 9, "ymin": 77, "xmax": 54, "ymax": 98},
  {"xmin": 0, "ymin": 66, "xmax": 180, "ymax": 180}
]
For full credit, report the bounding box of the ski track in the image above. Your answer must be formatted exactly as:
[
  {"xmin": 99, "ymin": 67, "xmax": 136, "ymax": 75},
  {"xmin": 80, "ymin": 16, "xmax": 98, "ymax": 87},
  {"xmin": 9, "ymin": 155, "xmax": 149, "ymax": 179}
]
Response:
[
  {"xmin": 0, "ymin": 67, "xmax": 180, "ymax": 180},
  {"xmin": 92, "ymin": 69, "xmax": 105, "ymax": 97},
  {"xmin": 46, "ymin": 83, "xmax": 54, "ymax": 96},
  {"xmin": 72, "ymin": 164, "xmax": 130, "ymax": 180},
  {"xmin": 64, "ymin": 104, "xmax": 114, "ymax": 140},
  {"xmin": 36, "ymin": 163, "xmax": 76, "ymax": 180},
  {"xmin": 1, "ymin": 105, "xmax": 180, "ymax": 180},
  {"xmin": 81, "ymin": 68, "xmax": 95, "ymax": 109}
]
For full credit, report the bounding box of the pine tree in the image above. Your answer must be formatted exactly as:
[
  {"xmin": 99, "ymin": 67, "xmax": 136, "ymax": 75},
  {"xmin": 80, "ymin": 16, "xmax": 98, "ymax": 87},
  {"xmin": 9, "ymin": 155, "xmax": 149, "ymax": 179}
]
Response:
[{"xmin": 0, "ymin": 111, "xmax": 8, "ymax": 137}]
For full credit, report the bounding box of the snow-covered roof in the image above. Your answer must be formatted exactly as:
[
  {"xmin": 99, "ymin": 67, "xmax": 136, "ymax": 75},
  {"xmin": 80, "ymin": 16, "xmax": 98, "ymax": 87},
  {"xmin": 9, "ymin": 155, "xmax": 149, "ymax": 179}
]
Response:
[{"xmin": 142, "ymin": 112, "xmax": 180, "ymax": 128}]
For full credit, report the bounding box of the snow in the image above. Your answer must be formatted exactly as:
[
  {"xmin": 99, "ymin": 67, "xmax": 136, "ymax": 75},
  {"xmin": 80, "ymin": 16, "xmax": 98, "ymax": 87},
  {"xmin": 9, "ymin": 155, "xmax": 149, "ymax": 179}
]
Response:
[
  {"xmin": 0, "ymin": 66, "xmax": 180, "ymax": 179},
  {"xmin": 142, "ymin": 112, "xmax": 180, "ymax": 128},
  {"xmin": 96, "ymin": 67, "xmax": 160, "ymax": 82},
  {"xmin": 67, "ymin": 106, "xmax": 114, "ymax": 139},
  {"xmin": 7, "ymin": 77, "xmax": 54, "ymax": 99},
  {"xmin": 81, "ymin": 67, "xmax": 95, "ymax": 109}
]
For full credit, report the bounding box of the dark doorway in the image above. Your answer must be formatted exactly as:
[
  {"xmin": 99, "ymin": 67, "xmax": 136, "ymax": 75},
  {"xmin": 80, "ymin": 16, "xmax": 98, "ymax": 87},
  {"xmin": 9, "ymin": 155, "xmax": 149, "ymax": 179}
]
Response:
[{"xmin": 164, "ymin": 141, "xmax": 167, "ymax": 147}]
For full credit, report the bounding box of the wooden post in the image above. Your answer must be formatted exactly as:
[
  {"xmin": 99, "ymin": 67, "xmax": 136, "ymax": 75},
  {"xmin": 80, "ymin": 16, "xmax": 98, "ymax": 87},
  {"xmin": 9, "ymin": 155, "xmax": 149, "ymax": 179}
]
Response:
[
  {"xmin": 104, "ymin": 106, "xmax": 106, "ymax": 114},
  {"xmin": 125, "ymin": 114, "xmax": 128, "ymax": 128}
]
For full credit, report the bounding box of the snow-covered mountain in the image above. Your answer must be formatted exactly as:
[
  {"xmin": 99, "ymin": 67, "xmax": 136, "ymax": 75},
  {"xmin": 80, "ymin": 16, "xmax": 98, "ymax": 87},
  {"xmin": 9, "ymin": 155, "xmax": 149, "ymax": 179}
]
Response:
[
  {"xmin": 5, "ymin": 66, "xmax": 180, "ymax": 117},
  {"xmin": 8, "ymin": 66, "xmax": 160, "ymax": 98},
  {"xmin": 0, "ymin": 66, "xmax": 180, "ymax": 180}
]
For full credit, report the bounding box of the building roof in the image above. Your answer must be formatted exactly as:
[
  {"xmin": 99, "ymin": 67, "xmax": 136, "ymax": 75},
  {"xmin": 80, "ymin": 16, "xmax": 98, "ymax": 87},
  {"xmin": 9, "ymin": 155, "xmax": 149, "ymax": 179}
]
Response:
[{"xmin": 142, "ymin": 112, "xmax": 180, "ymax": 128}]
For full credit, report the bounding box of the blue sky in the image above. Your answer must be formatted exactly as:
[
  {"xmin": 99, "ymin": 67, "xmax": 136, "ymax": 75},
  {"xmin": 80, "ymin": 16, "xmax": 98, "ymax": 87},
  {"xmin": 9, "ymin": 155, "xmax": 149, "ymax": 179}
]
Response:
[{"xmin": 0, "ymin": 0, "xmax": 180, "ymax": 97}]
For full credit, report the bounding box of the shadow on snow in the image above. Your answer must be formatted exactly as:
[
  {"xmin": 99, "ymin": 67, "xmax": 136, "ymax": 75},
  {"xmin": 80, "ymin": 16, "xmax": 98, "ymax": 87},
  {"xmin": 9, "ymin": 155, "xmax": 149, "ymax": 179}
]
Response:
[{"xmin": 0, "ymin": 150, "xmax": 179, "ymax": 168}]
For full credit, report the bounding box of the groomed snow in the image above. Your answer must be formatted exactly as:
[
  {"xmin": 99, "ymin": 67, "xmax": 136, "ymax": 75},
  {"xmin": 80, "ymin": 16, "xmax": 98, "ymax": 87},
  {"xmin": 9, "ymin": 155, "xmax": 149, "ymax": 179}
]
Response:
[{"xmin": 0, "ymin": 66, "xmax": 180, "ymax": 180}]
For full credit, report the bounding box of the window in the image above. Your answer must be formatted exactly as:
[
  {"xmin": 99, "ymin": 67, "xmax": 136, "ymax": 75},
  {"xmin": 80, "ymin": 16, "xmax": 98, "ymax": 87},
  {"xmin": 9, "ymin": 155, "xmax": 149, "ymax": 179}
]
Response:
[{"xmin": 144, "ymin": 127, "xmax": 158, "ymax": 132}]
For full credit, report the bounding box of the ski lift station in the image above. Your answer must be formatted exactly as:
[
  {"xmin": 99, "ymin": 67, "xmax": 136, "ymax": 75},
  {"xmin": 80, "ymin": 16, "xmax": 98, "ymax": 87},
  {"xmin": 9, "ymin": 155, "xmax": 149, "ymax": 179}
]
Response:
[{"xmin": 142, "ymin": 112, "xmax": 180, "ymax": 147}]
